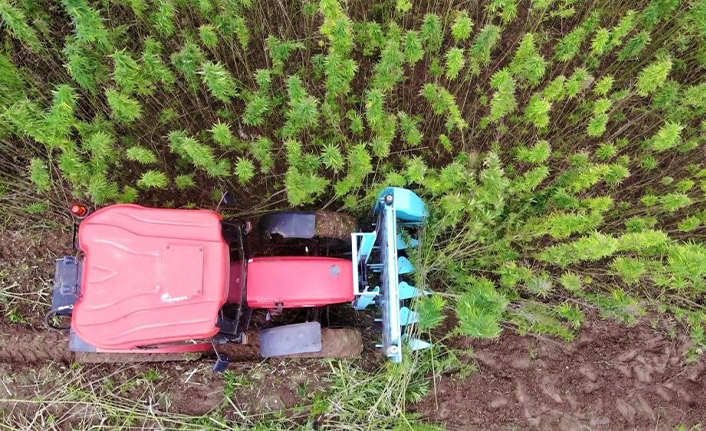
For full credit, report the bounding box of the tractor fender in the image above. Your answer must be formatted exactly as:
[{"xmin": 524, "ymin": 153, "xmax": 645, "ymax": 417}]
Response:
[
  {"xmin": 258, "ymin": 212, "xmax": 316, "ymax": 241},
  {"xmin": 258, "ymin": 211, "xmax": 357, "ymax": 243}
]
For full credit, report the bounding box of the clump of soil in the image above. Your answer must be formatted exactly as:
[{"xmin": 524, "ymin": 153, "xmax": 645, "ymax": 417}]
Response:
[{"xmin": 414, "ymin": 319, "xmax": 705, "ymax": 430}]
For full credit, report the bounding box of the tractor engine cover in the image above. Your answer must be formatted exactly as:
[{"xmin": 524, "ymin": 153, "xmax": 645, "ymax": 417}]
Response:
[
  {"xmin": 243, "ymin": 257, "xmax": 354, "ymax": 308},
  {"xmin": 72, "ymin": 205, "xmax": 229, "ymax": 350}
]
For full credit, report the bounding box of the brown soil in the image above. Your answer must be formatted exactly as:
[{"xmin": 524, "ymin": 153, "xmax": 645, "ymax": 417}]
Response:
[
  {"xmin": 413, "ymin": 318, "xmax": 706, "ymax": 430},
  {"xmin": 0, "ymin": 228, "xmax": 72, "ymax": 328}
]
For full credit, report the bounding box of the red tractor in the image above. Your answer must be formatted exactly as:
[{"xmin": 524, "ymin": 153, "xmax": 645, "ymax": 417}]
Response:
[{"xmin": 46, "ymin": 187, "xmax": 429, "ymax": 367}]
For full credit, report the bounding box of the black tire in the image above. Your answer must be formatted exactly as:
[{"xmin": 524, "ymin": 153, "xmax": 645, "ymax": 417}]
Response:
[
  {"xmin": 0, "ymin": 331, "xmax": 71, "ymax": 363},
  {"xmin": 256, "ymin": 211, "xmax": 356, "ymax": 256}
]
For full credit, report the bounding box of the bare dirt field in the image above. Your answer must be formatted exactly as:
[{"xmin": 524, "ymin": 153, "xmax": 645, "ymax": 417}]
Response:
[{"xmin": 414, "ymin": 319, "xmax": 706, "ymax": 430}]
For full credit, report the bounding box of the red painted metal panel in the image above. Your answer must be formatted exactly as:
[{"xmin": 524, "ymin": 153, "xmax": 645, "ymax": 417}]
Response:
[
  {"xmin": 73, "ymin": 205, "xmax": 229, "ymax": 350},
  {"xmin": 245, "ymin": 257, "xmax": 354, "ymax": 308}
]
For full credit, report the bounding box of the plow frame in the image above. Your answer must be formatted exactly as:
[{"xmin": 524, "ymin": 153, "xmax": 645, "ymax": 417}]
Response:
[{"xmin": 352, "ymin": 187, "xmax": 428, "ymax": 363}]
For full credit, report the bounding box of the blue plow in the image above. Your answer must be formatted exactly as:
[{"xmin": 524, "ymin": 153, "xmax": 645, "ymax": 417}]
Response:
[{"xmin": 351, "ymin": 187, "xmax": 430, "ymax": 362}]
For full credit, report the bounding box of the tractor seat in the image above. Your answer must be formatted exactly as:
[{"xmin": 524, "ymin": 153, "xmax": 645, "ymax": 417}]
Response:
[{"xmin": 72, "ymin": 205, "xmax": 229, "ymax": 350}]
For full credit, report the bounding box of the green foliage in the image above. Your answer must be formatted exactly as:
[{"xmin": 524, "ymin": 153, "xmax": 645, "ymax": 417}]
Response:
[
  {"xmin": 62, "ymin": 0, "xmax": 111, "ymax": 49},
  {"xmin": 106, "ymin": 88, "xmax": 142, "ymax": 123},
  {"xmin": 2, "ymin": 0, "xmax": 706, "ymax": 377},
  {"xmin": 668, "ymin": 243, "xmax": 706, "ymax": 284},
  {"xmin": 126, "ymin": 146, "xmax": 157, "ymax": 164},
  {"xmin": 488, "ymin": 69, "xmax": 517, "ymax": 122},
  {"xmin": 283, "ymin": 75, "xmax": 319, "ymax": 138},
  {"xmin": 554, "ymin": 26, "xmax": 586, "ymax": 62},
  {"xmin": 171, "ymin": 132, "xmax": 229, "ymax": 177},
  {"xmin": 87, "ymin": 172, "xmax": 119, "ymax": 204},
  {"xmin": 63, "ymin": 38, "xmax": 109, "ymax": 93},
  {"xmin": 321, "ymin": 143, "xmax": 344, "ymax": 172},
  {"xmin": 171, "ymin": 41, "xmax": 206, "ymax": 91},
  {"xmin": 250, "ymin": 136, "xmax": 274, "ymax": 172},
  {"xmin": 421, "ymin": 13, "xmax": 442, "ymax": 53},
  {"xmin": 651, "ymin": 121, "xmax": 683, "ymax": 152},
  {"xmin": 420, "ymin": 83, "xmax": 467, "ymax": 131},
  {"xmin": 266, "ymin": 36, "xmax": 305, "ymax": 75},
  {"xmin": 0, "ymin": 0, "xmax": 42, "ymax": 51},
  {"xmin": 611, "ymin": 257, "xmax": 647, "ymax": 284},
  {"xmin": 141, "ymin": 38, "xmax": 174, "ymax": 89},
  {"xmin": 403, "ymin": 30, "xmax": 423, "ymax": 64},
  {"xmin": 234, "ymin": 157, "xmax": 256, "ymax": 184},
  {"xmin": 372, "ymin": 37, "xmax": 405, "ymax": 92},
  {"xmin": 174, "ymin": 174, "xmax": 195, "ymax": 190},
  {"xmin": 587, "ymin": 113, "xmax": 609, "ymax": 137},
  {"xmin": 591, "ymin": 289, "xmax": 644, "ymax": 324},
  {"xmin": 539, "ymin": 232, "xmax": 619, "ymax": 267},
  {"xmin": 199, "ymin": 24, "xmax": 219, "ymax": 48},
  {"xmin": 509, "ymin": 33, "xmax": 546, "ymax": 86},
  {"xmin": 451, "ymin": 11, "xmax": 474, "ymax": 43},
  {"xmin": 489, "ymin": 0, "xmax": 519, "ymax": 24},
  {"xmin": 398, "ymin": 112, "xmax": 422, "ymax": 147},
  {"xmin": 524, "ymin": 96, "xmax": 551, "ymax": 129},
  {"xmin": 137, "ymin": 170, "xmax": 168, "ymax": 189},
  {"xmin": 594, "ymin": 76, "xmax": 614, "ymax": 96},
  {"xmin": 416, "ymin": 295, "xmax": 447, "ymax": 331},
  {"xmin": 29, "ymin": 158, "xmax": 51, "ymax": 192},
  {"xmin": 395, "ymin": 0, "xmax": 412, "ymax": 13},
  {"xmin": 456, "ymin": 277, "xmax": 508, "ymax": 338},
  {"xmin": 150, "ymin": 0, "xmax": 175, "ymax": 36},
  {"xmin": 444, "ymin": 47, "xmax": 465, "ymax": 80},
  {"xmin": 210, "ymin": 121, "xmax": 234, "ymax": 149},
  {"xmin": 201, "ymin": 61, "xmax": 238, "ymax": 103},
  {"xmin": 285, "ymin": 167, "xmax": 329, "ymax": 206},
  {"xmin": 469, "ymin": 24, "xmax": 501, "ymax": 74},
  {"xmin": 618, "ymin": 31, "xmax": 651, "ymax": 60},
  {"xmin": 517, "ymin": 140, "xmax": 552, "ymax": 164},
  {"xmin": 637, "ymin": 58, "xmax": 673, "ymax": 96}
]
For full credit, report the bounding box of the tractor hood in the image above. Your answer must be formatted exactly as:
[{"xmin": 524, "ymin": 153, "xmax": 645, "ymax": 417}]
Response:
[{"xmin": 242, "ymin": 256, "xmax": 354, "ymax": 309}]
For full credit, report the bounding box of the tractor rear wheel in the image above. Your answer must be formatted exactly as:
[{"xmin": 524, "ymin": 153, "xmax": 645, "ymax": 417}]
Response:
[
  {"xmin": 0, "ymin": 331, "xmax": 72, "ymax": 363},
  {"xmin": 314, "ymin": 211, "xmax": 357, "ymax": 243},
  {"xmin": 0, "ymin": 331, "xmax": 200, "ymax": 364},
  {"xmin": 256, "ymin": 210, "xmax": 356, "ymax": 256},
  {"xmin": 215, "ymin": 327, "xmax": 362, "ymax": 360},
  {"xmin": 0, "ymin": 328, "xmax": 363, "ymax": 364}
]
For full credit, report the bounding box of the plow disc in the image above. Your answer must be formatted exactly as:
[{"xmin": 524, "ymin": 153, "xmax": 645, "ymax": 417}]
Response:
[{"xmin": 0, "ymin": 328, "xmax": 362, "ymax": 364}]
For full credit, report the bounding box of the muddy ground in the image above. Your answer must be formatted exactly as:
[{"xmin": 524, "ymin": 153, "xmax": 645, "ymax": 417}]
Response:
[
  {"xmin": 415, "ymin": 320, "xmax": 706, "ymax": 430},
  {"xmin": 1, "ymin": 228, "xmax": 705, "ymax": 430}
]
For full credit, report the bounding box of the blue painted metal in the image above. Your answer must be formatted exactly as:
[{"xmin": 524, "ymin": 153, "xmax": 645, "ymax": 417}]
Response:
[
  {"xmin": 353, "ymin": 285, "xmax": 379, "ymax": 310},
  {"xmin": 399, "ymin": 281, "xmax": 429, "ymax": 300},
  {"xmin": 396, "ymin": 233, "xmax": 419, "ymax": 250},
  {"xmin": 375, "ymin": 187, "xmax": 428, "ymax": 222},
  {"xmin": 399, "ymin": 306, "xmax": 419, "ymax": 325},
  {"xmin": 404, "ymin": 336, "xmax": 432, "ymax": 351},
  {"xmin": 397, "ymin": 256, "xmax": 414, "ymax": 275},
  {"xmin": 351, "ymin": 187, "xmax": 429, "ymax": 363},
  {"xmin": 357, "ymin": 232, "xmax": 377, "ymax": 262}
]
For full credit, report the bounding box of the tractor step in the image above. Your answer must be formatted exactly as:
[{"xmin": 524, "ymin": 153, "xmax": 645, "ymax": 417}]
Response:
[{"xmin": 259, "ymin": 322, "xmax": 322, "ymax": 358}]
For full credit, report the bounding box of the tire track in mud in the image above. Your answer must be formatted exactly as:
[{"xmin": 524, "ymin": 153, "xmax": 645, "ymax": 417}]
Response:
[{"xmin": 414, "ymin": 319, "xmax": 706, "ymax": 430}]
